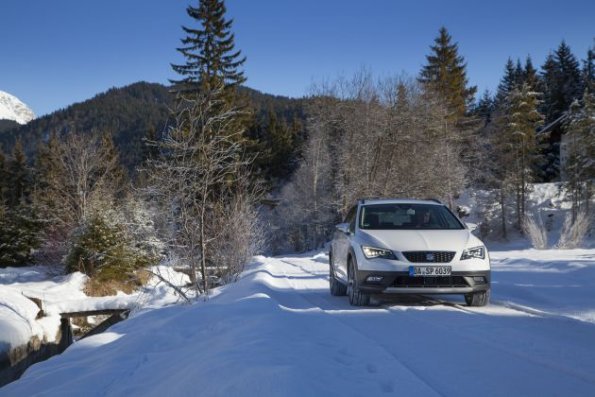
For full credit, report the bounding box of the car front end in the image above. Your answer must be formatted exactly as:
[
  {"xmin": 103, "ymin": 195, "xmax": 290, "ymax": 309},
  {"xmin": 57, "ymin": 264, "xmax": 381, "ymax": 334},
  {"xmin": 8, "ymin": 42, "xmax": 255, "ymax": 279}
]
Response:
[{"xmin": 348, "ymin": 201, "xmax": 491, "ymax": 305}]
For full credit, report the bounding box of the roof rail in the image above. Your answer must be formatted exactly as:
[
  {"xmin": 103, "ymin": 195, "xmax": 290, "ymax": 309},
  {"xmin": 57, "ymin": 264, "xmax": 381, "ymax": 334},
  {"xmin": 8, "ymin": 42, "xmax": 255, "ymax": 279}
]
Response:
[
  {"xmin": 358, "ymin": 197, "xmax": 383, "ymax": 204},
  {"xmin": 357, "ymin": 197, "xmax": 443, "ymax": 204}
]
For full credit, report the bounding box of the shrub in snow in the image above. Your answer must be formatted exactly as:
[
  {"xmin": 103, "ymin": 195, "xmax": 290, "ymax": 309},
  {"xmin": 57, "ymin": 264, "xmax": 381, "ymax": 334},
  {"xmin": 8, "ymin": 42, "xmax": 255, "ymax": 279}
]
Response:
[
  {"xmin": 65, "ymin": 212, "xmax": 156, "ymax": 295},
  {"xmin": 0, "ymin": 205, "xmax": 41, "ymax": 267},
  {"xmin": 557, "ymin": 210, "xmax": 592, "ymax": 249},
  {"xmin": 523, "ymin": 213, "xmax": 548, "ymax": 249}
]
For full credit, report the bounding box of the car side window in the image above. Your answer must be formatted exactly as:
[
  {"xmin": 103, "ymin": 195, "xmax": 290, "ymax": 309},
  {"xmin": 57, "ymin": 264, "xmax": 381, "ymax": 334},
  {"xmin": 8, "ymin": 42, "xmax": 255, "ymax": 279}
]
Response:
[{"xmin": 345, "ymin": 206, "xmax": 357, "ymax": 233}]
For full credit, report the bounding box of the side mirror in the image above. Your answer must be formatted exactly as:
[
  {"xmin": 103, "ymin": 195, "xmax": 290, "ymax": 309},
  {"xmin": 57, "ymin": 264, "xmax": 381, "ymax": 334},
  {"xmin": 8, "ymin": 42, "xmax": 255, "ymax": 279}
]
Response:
[
  {"xmin": 335, "ymin": 223, "xmax": 350, "ymax": 234},
  {"xmin": 466, "ymin": 222, "xmax": 478, "ymax": 232}
]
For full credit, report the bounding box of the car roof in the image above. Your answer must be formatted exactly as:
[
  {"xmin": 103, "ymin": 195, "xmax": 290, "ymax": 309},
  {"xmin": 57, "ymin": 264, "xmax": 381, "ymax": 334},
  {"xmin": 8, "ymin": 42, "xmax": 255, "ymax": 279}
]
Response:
[{"xmin": 358, "ymin": 198, "xmax": 444, "ymax": 206}]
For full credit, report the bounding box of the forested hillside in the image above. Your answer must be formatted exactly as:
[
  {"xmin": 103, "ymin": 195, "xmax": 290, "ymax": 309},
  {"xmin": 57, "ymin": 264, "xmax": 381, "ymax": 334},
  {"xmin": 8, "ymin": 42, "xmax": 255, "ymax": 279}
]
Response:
[
  {"xmin": 0, "ymin": 83, "xmax": 307, "ymax": 178},
  {"xmin": 0, "ymin": 120, "xmax": 18, "ymax": 133}
]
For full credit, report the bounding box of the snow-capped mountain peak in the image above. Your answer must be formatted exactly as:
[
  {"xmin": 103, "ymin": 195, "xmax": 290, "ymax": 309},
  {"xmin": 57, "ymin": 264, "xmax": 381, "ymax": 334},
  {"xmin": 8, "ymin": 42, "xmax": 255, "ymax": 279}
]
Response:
[{"xmin": 0, "ymin": 90, "xmax": 35, "ymax": 125}]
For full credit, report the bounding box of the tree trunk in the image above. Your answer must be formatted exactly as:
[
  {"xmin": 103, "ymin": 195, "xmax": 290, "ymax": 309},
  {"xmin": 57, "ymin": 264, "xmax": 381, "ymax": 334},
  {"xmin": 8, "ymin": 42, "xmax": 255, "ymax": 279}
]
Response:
[{"xmin": 500, "ymin": 187, "xmax": 507, "ymax": 239}]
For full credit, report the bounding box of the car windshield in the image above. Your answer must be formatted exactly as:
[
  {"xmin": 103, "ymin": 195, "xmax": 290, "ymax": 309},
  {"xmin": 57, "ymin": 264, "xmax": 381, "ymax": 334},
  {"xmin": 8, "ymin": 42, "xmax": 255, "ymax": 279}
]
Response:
[{"xmin": 359, "ymin": 203, "xmax": 464, "ymax": 230}]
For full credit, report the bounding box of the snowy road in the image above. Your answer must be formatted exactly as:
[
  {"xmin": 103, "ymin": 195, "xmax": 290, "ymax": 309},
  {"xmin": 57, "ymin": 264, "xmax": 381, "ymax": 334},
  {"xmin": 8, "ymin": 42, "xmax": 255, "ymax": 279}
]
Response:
[{"xmin": 2, "ymin": 250, "xmax": 595, "ymax": 396}]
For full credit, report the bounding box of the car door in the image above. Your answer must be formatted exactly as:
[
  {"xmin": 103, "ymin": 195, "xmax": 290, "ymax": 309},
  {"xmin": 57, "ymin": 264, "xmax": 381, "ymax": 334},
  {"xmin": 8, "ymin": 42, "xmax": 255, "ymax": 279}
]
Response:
[{"xmin": 333, "ymin": 205, "xmax": 357, "ymax": 281}]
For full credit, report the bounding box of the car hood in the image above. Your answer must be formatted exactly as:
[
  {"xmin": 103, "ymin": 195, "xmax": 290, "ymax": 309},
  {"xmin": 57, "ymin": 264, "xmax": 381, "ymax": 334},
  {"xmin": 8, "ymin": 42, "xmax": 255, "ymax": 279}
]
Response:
[{"xmin": 358, "ymin": 229, "xmax": 477, "ymax": 252}]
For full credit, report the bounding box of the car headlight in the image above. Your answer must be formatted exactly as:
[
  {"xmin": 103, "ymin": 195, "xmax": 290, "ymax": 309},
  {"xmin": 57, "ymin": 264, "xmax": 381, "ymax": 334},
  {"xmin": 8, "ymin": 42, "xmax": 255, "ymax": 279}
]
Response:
[
  {"xmin": 461, "ymin": 246, "xmax": 485, "ymax": 260},
  {"xmin": 362, "ymin": 246, "xmax": 395, "ymax": 259}
]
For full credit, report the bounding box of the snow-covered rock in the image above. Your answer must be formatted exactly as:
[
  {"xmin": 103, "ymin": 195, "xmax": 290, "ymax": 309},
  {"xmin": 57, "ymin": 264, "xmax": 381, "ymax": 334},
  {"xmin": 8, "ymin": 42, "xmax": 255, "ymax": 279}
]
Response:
[{"xmin": 0, "ymin": 90, "xmax": 35, "ymax": 125}]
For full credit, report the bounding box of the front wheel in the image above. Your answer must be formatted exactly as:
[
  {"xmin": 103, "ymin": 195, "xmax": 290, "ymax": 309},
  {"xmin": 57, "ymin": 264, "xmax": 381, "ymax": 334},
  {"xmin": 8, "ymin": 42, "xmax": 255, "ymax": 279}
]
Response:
[
  {"xmin": 465, "ymin": 290, "xmax": 490, "ymax": 307},
  {"xmin": 347, "ymin": 259, "xmax": 369, "ymax": 306}
]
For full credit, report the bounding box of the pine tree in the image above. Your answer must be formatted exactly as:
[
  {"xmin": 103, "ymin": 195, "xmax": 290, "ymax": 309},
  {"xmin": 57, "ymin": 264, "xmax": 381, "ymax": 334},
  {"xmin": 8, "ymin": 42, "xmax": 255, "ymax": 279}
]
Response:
[
  {"xmin": 504, "ymin": 83, "xmax": 544, "ymax": 229},
  {"xmin": 541, "ymin": 41, "xmax": 582, "ymax": 123},
  {"xmin": 0, "ymin": 205, "xmax": 40, "ymax": 267},
  {"xmin": 514, "ymin": 59, "xmax": 525, "ymax": 87},
  {"xmin": 149, "ymin": 2, "xmax": 259, "ymax": 294},
  {"xmin": 563, "ymin": 90, "xmax": 595, "ymax": 221},
  {"xmin": 540, "ymin": 53, "xmax": 558, "ymax": 120},
  {"xmin": 418, "ymin": 27, "xmax": 477, "ymax": 122},
  {"xmin": 538, "ymin": 42, "xmax": 583, "ymax": 182},
  {"xmin": 7, "ymin": 139, "xmax": 30, "ymax": 207},
  {"xmin": 524, "ymin": 56, "xmax": 540, "ymax": 90},
  {"xmin": 582, "ymin": 45, "xmax": 594, "ymax": 92},
  {"xmin": 99, "ymin": 132, "xmax": 127, "ymax": 196},
  {"xmin": 170, "ymin": 0, "xmax": 246, "ymax": 98},
  {"xmin": 496, "ymin": 58, "xmax": 518, "ymax": 106},
  {"xmin": 0, "ymin": 140, "xmax": 41, "ymax": 267},
  {"xmin": 476, "ymin": 90, "xmax": 495, "ymax": 125},
  {"xmin": 266, "ymin": 110, "xmax": 295, "ymax": 180},
  {"xmin": 0, "ymin": 146, "xmax": 7, "ymax": 205}
]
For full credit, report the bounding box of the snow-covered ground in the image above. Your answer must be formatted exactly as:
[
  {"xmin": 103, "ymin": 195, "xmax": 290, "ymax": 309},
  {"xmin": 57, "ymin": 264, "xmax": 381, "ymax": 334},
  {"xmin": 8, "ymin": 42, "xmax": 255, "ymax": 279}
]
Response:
[
  {"xmin": 0, "ymin": 266, "xmax": 190, "ymax": 354},
  {"xmin": 2, "ymin": 248, "xmax": 594, "ymax": 396},
  {"xmin": 457, "ymin": 182, "xmax": 594, "ymax": 249}
]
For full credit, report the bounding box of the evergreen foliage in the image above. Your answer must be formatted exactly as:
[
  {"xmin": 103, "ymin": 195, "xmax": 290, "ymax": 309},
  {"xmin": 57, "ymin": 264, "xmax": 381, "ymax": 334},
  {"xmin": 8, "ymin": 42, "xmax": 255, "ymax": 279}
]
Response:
[
  {"xmin": 536, "ymin": 42, "xmax": 584, "ymax": 181},
  {"xmin": 419, "ymin": 27, "xmax": 477, "ymax": 122},
  {"xmin": 563, "ymin": 90, "xmax": 595, "ymax": 221},
  {"xmin": 541, "ymin": 41, "xmax": 583, "ymax": 123},
  {"xmin": 496, "ymin": 57, "xmax": 541, "ymax": 106},
  {"xmin": 7, "ymin": 140, "xmax": 30, "ymax": 207},
  {"xmin": 0, "ymin": 143, "xmax": 41, "ymax": 267},
  {"xmin": 171, "ymin": 0, "xmax": 246, "ymax": 98},
  {"xmin": 495, "ymin": 83, "xmax": 545, "ymax": 232},
  {"xmin": 582, "ymin": 45, "xmax": 594, "ymax": 92},
  {"xmin": 0, "ymin": 119, "xmax": 18, "ymax": 133},
  {"xmin": 0, "ymin": 82, "xmax": 173, "ymax": 172},
  {"xmin": 1, "ymin": 83, "xmax": 306, "ymax": 184},
  {"xmin": 247, "ymin": 110, "xmax": 303, "ymax": 183},
  {"xmin": 0, "ymin": 205, "xmax": 40, "ymax": 267},
  {"xmin": 65, "ymin": 213, "xmax": 153, "ymax": 287},
  {"xmin": 0, "ymin": 146, "xmax": 7, "ymax": 204},
  {"xmin": 524, "ymin": 56, "xmax": 540, "ymax": 90},
  {"xmin": 475, "ymin": 90, "xmax": 495, "ymax": 125},
  {"xmin": 496, "ymin": 58, "xmax": 519, "ymax": 106}
]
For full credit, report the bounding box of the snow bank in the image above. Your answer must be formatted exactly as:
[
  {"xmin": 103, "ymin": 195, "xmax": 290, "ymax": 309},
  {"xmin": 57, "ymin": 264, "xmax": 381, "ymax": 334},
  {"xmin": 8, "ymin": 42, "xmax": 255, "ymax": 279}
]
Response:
[
  {"xmin": 0, "ymin": 291, "xmax": 44, "ymax": 350},
  {"xmin": 0, "ymin": 265, "xmax": 190, "ymax": 354},
  {"xmin": 456, "ymin": 182, "xmax": 593, "ymax": 248}
]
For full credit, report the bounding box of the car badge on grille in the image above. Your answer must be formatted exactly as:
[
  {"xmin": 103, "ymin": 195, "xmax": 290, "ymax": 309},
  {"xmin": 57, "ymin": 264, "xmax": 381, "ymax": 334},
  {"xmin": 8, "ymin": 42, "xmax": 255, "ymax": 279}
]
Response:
[{"xmin": 426, "ymin": 253, "xmax": 435, "ymax": 262}]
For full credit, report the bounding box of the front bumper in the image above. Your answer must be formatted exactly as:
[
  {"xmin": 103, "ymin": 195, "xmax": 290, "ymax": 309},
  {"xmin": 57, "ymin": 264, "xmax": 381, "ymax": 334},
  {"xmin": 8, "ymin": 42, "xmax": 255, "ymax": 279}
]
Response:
[{"xmin": 356, "ymin": 270, "xmax": 491, "ymax": 295}]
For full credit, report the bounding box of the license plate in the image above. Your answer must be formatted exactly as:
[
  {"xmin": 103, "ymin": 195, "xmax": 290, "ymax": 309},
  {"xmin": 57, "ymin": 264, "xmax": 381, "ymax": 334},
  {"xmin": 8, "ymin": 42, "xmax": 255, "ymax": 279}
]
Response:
[{"xmin": 409, "ymin": 266, "xmax": 451, "ymax": 277}]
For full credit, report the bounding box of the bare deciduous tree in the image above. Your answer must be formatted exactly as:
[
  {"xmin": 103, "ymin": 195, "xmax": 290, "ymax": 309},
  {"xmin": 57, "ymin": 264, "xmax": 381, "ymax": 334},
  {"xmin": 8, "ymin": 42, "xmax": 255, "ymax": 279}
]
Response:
[
  {"xmin": 147, "ymin": 85, "xmax": 262, "ymax": 295},
  {"xmin": 34, "ymin": 132, "xmax": 125, "ymax": 263},
  {"xmin": 272, "ymin": 72, "xmax": 469, "ymax": 252}
]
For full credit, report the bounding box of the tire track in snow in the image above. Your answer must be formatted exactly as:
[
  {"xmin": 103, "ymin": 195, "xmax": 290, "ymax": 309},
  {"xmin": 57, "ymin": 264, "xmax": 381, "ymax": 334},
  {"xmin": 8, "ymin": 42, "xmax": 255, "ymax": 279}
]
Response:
[
  {"xmin": 277, "ymin": 256, "xmax": 595, "ymax": 394},
  {"xmin": 277, "ymin": 258, "xmax": 447, "ymax": 397}
]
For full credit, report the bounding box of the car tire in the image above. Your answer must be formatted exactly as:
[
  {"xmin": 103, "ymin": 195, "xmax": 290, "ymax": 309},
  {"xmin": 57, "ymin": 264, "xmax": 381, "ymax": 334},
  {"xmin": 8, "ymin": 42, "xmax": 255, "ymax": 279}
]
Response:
[
  {"xmin": 329, "ymin": 253, "xmax": 347, "ymax": 296},
  {"xmin": 347, "ymin": 258, "xmax": 370, "ymax": 306},
  {"xmin": 465, "ymin": 289, "xmax": 490, "ymax": 307}
]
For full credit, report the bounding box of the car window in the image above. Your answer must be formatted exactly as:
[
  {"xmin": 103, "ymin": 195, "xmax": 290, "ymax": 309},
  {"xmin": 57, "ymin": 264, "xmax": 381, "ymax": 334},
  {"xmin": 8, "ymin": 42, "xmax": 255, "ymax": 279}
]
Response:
[{"xmin": 359, "ymin": 204, "xmax": 464, "ymax": 230}]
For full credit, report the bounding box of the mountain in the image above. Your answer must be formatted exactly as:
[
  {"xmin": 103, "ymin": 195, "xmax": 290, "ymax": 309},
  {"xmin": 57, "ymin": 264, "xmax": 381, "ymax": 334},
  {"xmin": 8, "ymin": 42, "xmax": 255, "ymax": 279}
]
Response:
[
  {"xmin": 1, "ymin": 82, "xmax": 308, "ymax": 180},
  {"xmin": 0, "ymin": 82, "xmax": 172, "ymax": 170},
  {"xmin": 0, "ymin": 91, "xmax": 35, "ymax": 125}
]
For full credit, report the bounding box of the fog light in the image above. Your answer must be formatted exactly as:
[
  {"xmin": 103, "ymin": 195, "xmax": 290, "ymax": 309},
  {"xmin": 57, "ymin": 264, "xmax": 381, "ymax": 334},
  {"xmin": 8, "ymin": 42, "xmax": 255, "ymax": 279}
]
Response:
[
  {"xmin": 366, "ymin": 275, "xmax": 383, "ymax": 283},
  {"xmin": 473, "ymin": 276, "xmax": 485, "ymax": 284}
]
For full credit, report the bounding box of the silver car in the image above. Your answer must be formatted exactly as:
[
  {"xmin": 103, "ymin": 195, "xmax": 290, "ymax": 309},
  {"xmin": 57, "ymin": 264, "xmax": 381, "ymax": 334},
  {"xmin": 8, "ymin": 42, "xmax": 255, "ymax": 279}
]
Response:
[{"xmin": 329, "ymin": 199, "xmax": 490, "ymax": 306}]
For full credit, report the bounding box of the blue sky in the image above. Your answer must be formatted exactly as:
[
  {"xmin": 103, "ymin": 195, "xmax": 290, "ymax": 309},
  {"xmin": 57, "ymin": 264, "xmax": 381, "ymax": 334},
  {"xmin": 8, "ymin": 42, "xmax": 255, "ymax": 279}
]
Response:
[{"xmin": 1, "ymin": 0, "xmax": 593, "ymax": 117}]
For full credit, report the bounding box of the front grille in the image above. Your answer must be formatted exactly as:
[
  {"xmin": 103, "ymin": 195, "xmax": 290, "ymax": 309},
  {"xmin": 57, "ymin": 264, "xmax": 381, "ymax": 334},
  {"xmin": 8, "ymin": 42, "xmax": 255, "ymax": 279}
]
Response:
[
  {"xmin": 402, "ymin": 251, "xmax": 455, "ymax": 263},
  {"xmin": 394, "ymin": 276, "xmax": 468, "ymax": 288}
]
